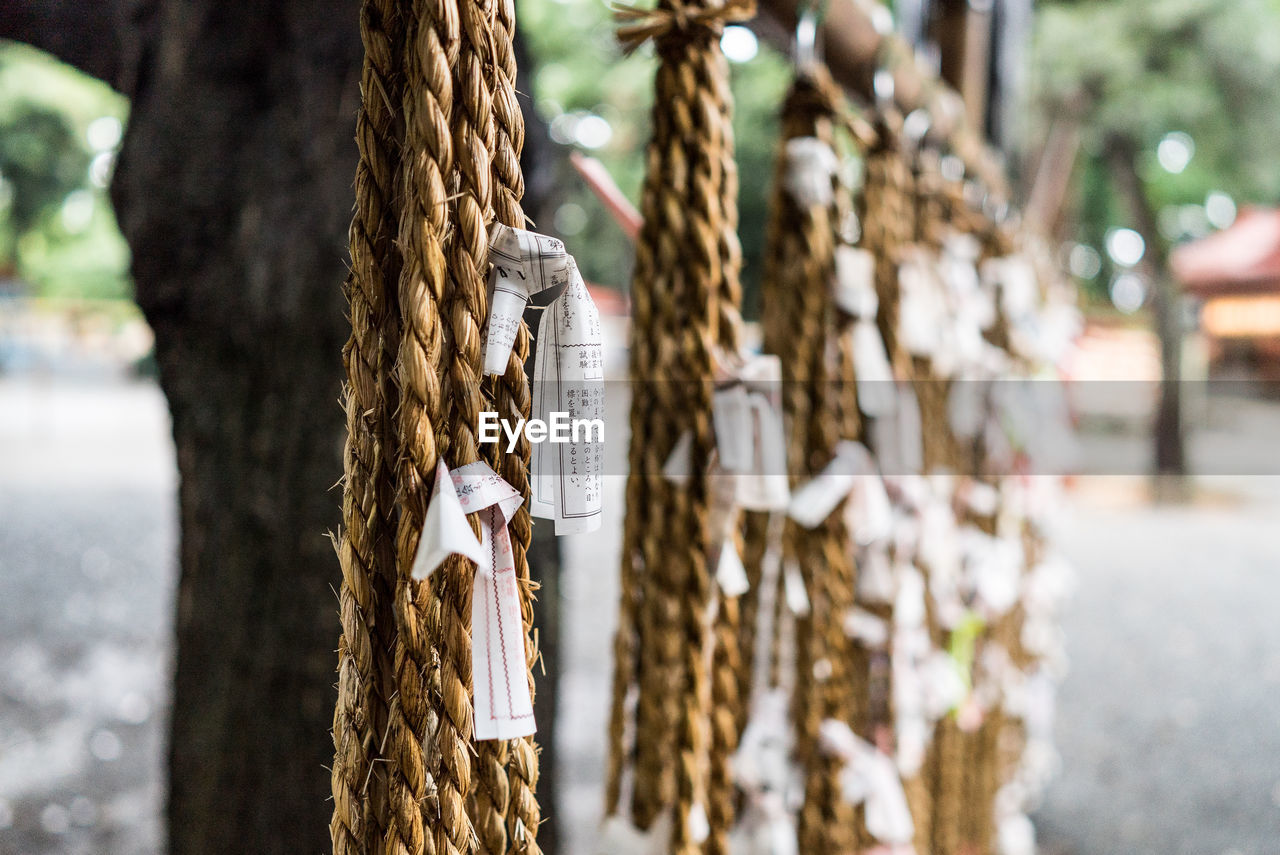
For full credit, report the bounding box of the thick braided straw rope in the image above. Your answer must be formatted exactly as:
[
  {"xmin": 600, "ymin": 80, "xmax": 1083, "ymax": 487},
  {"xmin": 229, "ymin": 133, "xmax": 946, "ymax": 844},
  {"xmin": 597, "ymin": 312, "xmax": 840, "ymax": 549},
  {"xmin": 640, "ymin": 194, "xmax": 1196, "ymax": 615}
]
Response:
[
  {"xmin": 759, "ymin": 70, "xmax": 861, "ymax": 854},
  {"xmin": 910, "ymin": 155, "xmax": 958, "ymax": 474},
  {"xmin": 861, "ymin": 118, "xmax": 914, "ymax": 375},
  {"xmin": 333, "ymin": 0, "xmax": 544, "ymax": 850},
  {"xmin": 382, "ymin": 0, "xmax": 458, "ymax": 851},
  {"xmin": 859, "ymin": 121, "xmax": 939, "ymax": 855},
  {"xmin": 604, "ymin": 0, "xmax": 752, "ymax": 850},
  {"xmin": 427, "ymin": 0, "xmax": 525, "ymax": 850},
  {"xmin": 333, "ymin": 0, "xmax": 406, "ymax": 851},
  {"xmin": 473, "ymin": 0, "xmax": 542, "ymax": 849}
]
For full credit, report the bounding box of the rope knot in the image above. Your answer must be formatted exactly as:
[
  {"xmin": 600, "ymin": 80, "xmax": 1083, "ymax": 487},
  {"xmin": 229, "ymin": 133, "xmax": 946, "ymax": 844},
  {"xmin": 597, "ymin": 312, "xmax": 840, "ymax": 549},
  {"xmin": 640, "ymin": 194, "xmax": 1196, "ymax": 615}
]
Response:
[{"xmin": 613, "ymin": 0, "xmax": 756, "ymax": 54}]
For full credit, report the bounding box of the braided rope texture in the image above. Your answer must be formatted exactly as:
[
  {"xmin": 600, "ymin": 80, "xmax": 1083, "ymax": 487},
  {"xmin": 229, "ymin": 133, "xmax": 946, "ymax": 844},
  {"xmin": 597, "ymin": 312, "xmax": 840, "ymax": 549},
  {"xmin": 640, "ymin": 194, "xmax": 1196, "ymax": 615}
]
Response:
[
  {"xmin": 605, "ymin": 1, "xmax": 750, "ymax": 851},
  {"xmin": 476, "ymin": 0, "xmax": 543, "ymax": 848},
  {"xmin": 428, "ymin": 0, "xmax": 502, "ymax": 850},
  {"xmin": 383, "ymin": 0, "xmax": 460, "ymax": 852},
  {"xmin": 336, "ymin": 0, "xmax": 545, "ymax": 851},
  {"xmin": 759, "ymin": 72, "xmax": 861, "ymax": 855},
  {"xmin": 333, "ymin": 0, "xmax": 407, "ymax": 851}
]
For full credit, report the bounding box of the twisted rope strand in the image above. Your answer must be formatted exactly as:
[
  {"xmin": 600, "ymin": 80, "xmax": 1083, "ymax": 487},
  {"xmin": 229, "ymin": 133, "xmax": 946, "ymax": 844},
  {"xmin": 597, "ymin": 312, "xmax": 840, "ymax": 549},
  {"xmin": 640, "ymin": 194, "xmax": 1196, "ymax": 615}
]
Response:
[
  {"xmin": 629, "ymin": 60, "xmax": 691, "ymax": 830},
  {"xmin": 476, "ymin": 0, "xmax": 543, "ymax": 848},
  {"xmin": 760, "ymin": 74, "xmax": 860, "ymax": 854},
  {"xmin": 604, "ymin": 138, "xmax": 666, "ymax": 819},
  {"xmin": 334, "ymin": 0, "xmax": 407, "ymax": 851},
  {"xmin": 429, "ymin": 1, "xmax": 503, "ymax": 849},
  {"xmin": 610, "ymin": 2, "xmax": 751, "ymax": 849},
  {"xmin": 385, "ymin": 0, "xmax": 459, "ymax": 852}
]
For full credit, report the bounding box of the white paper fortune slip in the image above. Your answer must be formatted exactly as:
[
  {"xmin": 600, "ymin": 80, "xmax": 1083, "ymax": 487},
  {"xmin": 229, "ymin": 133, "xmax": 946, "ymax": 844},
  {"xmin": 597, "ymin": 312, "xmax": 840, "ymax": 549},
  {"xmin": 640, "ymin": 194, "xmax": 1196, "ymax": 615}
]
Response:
[
  {"xmin": 714, "ymin": 354, "xmax": 789, "ymax": 511},
  {"xmin": 530, "ymin": 258, "xmax": 604, "ymax": 534},
  {"xmin": 836, "ymin": 244, "xmax": 894, "ymax": 419},
  {"xmin": 481, "ymin": 224, "xmax": 571, "ymax": 376},
  {"xmin": 480, "ymin": 223, "xmax": 605, "ymax": 536},
  {"xmin": 897, "ymin": 255, "xmax": 946, "ymax": 359},
  {"xmin": 784, "ymin": 136, "xmax": 839, "ymax": 208},
  {"xmin": 833, "ymin": 245, "xmax": 877, "ymax": 319},
  {"xmin": 787, "ymin": 440, "xmax": 878, "ymax": 529},
  {"xmin": 715, "ymin": 539, "xmax": 750, "ymax": 598},
  {"xmin": 819, "ymin": 719, "xmax": 915, "ymax": 845},
  {"xmin": 409, "ymin": 460, "xmax": 535, "ymax": 740}
]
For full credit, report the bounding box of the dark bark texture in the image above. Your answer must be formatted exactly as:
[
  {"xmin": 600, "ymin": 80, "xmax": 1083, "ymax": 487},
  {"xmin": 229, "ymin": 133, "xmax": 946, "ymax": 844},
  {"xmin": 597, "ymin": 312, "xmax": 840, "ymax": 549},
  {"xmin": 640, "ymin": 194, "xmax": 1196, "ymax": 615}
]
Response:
[
  {"xmin": 5, "ymin": 3, "xmax": 363, "ymax": 852},
  {"xmin": 114, "ymin": 3, "xmax": 360, "ymax": 853},
  {"xmin": 1106, "ymin": 133, "xmax": 1187, "ymax": 481}
]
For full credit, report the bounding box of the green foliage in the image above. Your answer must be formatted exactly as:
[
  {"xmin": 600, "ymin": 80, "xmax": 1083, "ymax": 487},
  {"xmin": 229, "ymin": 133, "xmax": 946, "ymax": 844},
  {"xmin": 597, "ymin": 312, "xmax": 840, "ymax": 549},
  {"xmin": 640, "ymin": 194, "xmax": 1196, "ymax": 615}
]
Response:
[
  {"xmin": 0, "ymin": 41, "xmax": 131, "ymax": 299},
  {"xmin": 1032, "ymin": 0, "xmax": 1280, "ymax": 301},
  {"xmin": 520, "ymin": 0, "xmax": 791, "ymax": 317}
]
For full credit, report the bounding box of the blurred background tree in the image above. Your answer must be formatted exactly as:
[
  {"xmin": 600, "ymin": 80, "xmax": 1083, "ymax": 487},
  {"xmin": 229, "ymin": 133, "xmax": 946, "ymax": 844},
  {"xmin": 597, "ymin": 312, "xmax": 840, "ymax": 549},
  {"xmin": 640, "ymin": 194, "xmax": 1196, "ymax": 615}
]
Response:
[
  {"xmin": 1032, "ymin": 0, "xmax": 1280, "ymax": 478},
  {"xmin": 0, "ymin": 43, "xmax": 129, "ymax": 298}
]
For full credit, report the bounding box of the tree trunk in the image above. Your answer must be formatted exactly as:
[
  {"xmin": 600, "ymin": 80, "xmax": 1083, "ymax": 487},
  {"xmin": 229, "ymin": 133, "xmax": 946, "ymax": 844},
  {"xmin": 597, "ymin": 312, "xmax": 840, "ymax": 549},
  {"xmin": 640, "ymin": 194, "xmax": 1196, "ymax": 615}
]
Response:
[
  {"xmin": 4, "ymin": 2, "xmax": 363, "ymax": 851},
  {"xmin": 114, "ymin": 3, "xmax": 360, "ymax": 852},
  {"xmin": 1106, "ymin": 133, "xmax": 1188, "ymax": 486}
]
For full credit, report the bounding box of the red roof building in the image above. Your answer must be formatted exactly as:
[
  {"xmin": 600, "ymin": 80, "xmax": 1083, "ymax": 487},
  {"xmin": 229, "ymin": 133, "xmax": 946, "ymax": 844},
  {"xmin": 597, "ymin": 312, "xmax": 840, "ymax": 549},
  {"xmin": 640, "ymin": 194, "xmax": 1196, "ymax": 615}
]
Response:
[
  {"xmin": 1171, "ymin": 206, "xmax": 1280, "ymax": 298},
  {"xmin": 1171, "ymin": 206, "xmax": 1280, "ymax": 370}
]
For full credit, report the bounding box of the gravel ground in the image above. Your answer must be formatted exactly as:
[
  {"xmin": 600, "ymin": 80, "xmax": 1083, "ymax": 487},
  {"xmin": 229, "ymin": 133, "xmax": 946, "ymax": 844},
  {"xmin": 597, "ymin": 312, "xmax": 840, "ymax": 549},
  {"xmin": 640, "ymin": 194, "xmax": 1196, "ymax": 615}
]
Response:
[
  {"xmin": 1034, "ymin": 478, "xmax": 1280, "ymax": 855},
  {"xmin": 0, "ymin": 375, "xmax": 174, "ymax": 855},
  {"xmin": 3, "ymin": 374, "xmax": 1279, "ymax": 854}
]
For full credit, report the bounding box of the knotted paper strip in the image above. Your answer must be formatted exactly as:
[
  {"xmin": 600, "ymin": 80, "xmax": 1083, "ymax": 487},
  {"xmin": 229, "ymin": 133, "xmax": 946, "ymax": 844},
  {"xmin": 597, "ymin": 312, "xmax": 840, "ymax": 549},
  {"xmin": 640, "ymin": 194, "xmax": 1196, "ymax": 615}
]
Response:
[
  {"xmin": 481, "ymin": 222, "xmax": 605, "ymax": 535},
  {"xmin": 732, "ymin": 689, "xmax": 799, "ymax": 855},
  {"xmin": 819, "ymin": 720, "xmax": 915, "ymax": 846},
  {"xmin": 409, "ymin": 459, "xmax": 536, "ymax": 739},
  {"xmin": 530, "ymin": 257, "xmax": 604, "ymax": 534},
  {"xmin": 713, "ymin": 354, "xmax": 789, "ymax": 511},
  {"xmin": 784, "ymin": 136, "xmax": 839, "ymax": 209},
  {"xmin": 482, "ymin": 224, "xmax": 571, "ymax": 376},
  {"xmin": 787, "ymin": 440, "xmax": 880, "ymax": 529},
  {"xmin": 411, "ymin": 460, "xmax": 485, "ymax": 580}
]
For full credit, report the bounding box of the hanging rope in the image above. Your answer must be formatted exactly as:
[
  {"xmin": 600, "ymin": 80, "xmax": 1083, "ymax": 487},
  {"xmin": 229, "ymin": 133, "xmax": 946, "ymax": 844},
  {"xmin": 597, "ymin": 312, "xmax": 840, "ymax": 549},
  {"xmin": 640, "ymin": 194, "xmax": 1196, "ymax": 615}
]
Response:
[
  {"xmin": 701, "ymin": 30, "xmax": 747, "ymax": 855},
  {"xmin": 604, "ymin": 0, "xmax": 753, "ymax": 849},
  {"xmin": 383, "ymin": 0, "xmax": 458, "ymax": 852},
  {"xmin": 759, "ymin": 69, "xmax": 864, "ymax": 855},
  {"xmin": 333, "ymin": 0, "xmax": 407, "ymax": 851},
  {"xmin": 336, "ymin": 0, "xmax": 549, "ymax": 853},
  {"xmin": 858, "ymin": 119, "xmax": 942, "ymax": 855},
  {"xmin": 476, "ymin": 0, "xmax": 542, "ymax": 848}
]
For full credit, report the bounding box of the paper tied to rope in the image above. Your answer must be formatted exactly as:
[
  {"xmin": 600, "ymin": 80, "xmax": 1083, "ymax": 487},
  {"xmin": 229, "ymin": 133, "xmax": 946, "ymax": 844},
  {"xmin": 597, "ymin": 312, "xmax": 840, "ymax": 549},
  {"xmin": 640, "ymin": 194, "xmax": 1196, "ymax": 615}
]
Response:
[
  {"xmin": 409, "ymin": 460, "xmax": 535, "ymax": 740},
  {"xmin": 784, "ymin": 136, "xmax": 840, "ymax": 209},
  {"xmin": 613, "ymin": 0, "xmax": 756, "ymax": 55},
  {"xmin": 818, "ymin": 720, "xmax": 915, "ymax": 846},
  {"xmin": 959, "ymin": 524, "xmax": 1024, "ymax": 619},
  {"xmin": 834, "ymin": 245, "xmax": 896, "ymax": 417},
  {"xmin": 732, "ymin": 689, "xmax": 800, "ymax": 855},
  {"xmin": 710, "ymin": 353, "xmax": 789, "ymax": 511},
  {"xmin": 983, "ymin": 253, "xmax": 1050, "ymax": 362},
  {"xmin": 665, "ymin": 355, "xmax": 788, "ymax": 507},
  {"xmin": 896, "ymin": 252, "xmax": 948, "ymax": 362},
  {"xmin": 870, "ymin": 386, "xmax": 924, "ymax": 477},
  {"xmin": 786, "ymin": 441, "xmax": 889, "ymax": 542},
  {"xmin": 844, "ymin": 606, "xmax": 890, "ymax": 648},
  {"xmin": 935, "ymin": 238, "xmax": 998, "ymax": 377},
  {"xmin": 704, "ymin": 460, "xmax": 751, "ymax": 596},
  {"xmin": 482, "ymin": 223, "xmax": 605, "ymax": 535},
  {"xmin": 482, "ymin": 223, "xmax": 570, "ymax": 377}
]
